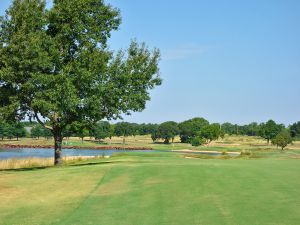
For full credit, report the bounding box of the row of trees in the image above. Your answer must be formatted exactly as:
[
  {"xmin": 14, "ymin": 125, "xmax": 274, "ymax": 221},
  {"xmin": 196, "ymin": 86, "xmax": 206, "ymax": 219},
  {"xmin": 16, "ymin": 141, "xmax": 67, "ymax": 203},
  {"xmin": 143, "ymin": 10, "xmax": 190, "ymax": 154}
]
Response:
[
  {"xmin": 0, "ymin": 122, "xmax": 27, "ymax": 140},
  {"xmin": 221, "ymin": 121, "xmax": 285, "ymax": 141},
  {"xmin": 290, "ymin": 122, "xmax": 300, "ymax": 138},
  {"xmin": 55, "ymin": 118, "xmax": 299, "ymax": 148},
  {"xmin": 31, "ymin": 124, "xmax": 53, "ymax": 140},
  {"xmin": 151, "ymin": 120, "xmax": 223, "ymax": 145},
  {"xmin": 1, "ymin": 119, "xmax": 298, "ymax": 148}
]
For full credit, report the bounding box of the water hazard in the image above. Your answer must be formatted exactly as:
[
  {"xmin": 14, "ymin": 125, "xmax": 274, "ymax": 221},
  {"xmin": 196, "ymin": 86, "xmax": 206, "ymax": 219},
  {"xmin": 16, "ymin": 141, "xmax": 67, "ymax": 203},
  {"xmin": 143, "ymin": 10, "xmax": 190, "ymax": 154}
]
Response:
[{"xmin": 0, "ymin": 148, "xmax": 152, "ymax": 160}]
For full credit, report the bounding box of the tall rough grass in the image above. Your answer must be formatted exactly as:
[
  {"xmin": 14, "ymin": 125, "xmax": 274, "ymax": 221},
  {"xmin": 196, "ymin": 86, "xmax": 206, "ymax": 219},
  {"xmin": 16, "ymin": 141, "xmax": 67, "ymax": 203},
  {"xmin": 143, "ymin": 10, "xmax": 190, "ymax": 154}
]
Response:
[{"xmin": 0, "ymin": 156, "xmax": 103, "ymax": 170}]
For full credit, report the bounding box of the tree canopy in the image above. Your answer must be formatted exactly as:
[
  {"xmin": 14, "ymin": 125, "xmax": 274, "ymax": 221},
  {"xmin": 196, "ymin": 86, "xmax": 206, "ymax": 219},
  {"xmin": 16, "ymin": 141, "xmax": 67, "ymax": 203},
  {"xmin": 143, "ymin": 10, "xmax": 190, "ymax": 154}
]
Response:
[
  {"xmin": 259, "ymin": 120, "xmax": 284, "ymax": 143},
  {"xmin": 157, "ymin": 121, "xmax": 179, "ymax": 144},
  {"xmin": 272, "ymin": 130, "xmax": 293, "ymax": 150},
  {"xmin": 290, "ymin": 121, "xmax": 300, "ymax": 138},
  {"xmin": 90, "ymin": 121, "xmax": 111, "ymax": 142},
  {"xmin": 198, "ymin": 123, "xmax": 221, "ymax": 143},
  {"xmin": 0, "ymin": 0, "xmax": 161, "ymax": 164},
  {"xmin": 114, "ymin": 122, "xmax": 135, "ymax": 144},
  {"xmin": 0, "ymin": 121, "xmax": 27, "ymax": 140},
  {"xmin": 178, "ymin": 117, "xmax": 209, "ymax": 143}
]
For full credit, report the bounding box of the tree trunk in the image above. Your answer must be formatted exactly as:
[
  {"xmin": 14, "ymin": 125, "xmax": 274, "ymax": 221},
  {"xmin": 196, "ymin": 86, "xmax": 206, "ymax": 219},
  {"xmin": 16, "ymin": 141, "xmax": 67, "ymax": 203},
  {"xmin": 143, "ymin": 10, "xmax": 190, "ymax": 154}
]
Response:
[
  {"xmin": 164, "ymin": 138, "xmax": 169, "ymax": 144},
  {"xmin": 123, "ymin": 136, "xmax": 125, "ymax": 145},
  {"xmin": 53, "ymin": 129, "xmax": 63, "ymax": 166}
]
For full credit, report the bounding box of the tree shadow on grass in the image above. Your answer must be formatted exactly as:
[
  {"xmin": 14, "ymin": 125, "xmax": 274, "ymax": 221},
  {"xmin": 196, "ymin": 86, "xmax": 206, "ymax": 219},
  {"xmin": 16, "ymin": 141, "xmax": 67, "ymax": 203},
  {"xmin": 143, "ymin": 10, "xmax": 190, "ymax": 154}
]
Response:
[
  {"xmin": 69, "ymin": 161, "xmax": 115, "ymax": 167},
  {"xmin": 0, "ymin": 162, "xmax": 114, "ymax": 172},
  {"xmin": 0, "ymin": 161, "xmax": 114, "ymax": 172},
  {"xmin": 69, "ymin": 159, "xmax": 152, "ymax": 167},
  {"xmin": 0, "ymin": 166, "xmax": 49, "ymax": 172},
  {"xmin": 0, "ymin": 158, "xmax": 153, "ymax": 172}
]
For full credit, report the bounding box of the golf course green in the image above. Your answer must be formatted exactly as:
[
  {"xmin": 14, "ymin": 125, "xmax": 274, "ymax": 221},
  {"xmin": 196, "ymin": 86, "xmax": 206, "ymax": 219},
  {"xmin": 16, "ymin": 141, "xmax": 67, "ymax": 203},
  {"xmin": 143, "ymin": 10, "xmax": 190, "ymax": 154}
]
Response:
[{"xmin": 1, "ymin": 151, "xmax": 299, "ymax": 225}]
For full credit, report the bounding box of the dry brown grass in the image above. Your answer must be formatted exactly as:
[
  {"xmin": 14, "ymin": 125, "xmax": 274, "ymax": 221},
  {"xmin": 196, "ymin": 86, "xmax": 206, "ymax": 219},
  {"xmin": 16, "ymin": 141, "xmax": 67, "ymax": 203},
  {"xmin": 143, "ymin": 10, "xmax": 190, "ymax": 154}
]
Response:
[{"xmin": 0, "ymin": 156, "xmax": 102, "ymax": 170}]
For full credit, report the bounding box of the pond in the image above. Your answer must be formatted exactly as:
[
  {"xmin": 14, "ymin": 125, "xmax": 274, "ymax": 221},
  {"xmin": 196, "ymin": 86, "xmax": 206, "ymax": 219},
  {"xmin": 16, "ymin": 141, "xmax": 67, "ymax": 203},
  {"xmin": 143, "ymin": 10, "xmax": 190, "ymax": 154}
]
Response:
[
  {"xmin": 0, "ymin": 148, "xmax": 240, "ymax": 160},
  {"xmin": 0, "ymin": 148, "xmax": 152, "ymax": 160}
]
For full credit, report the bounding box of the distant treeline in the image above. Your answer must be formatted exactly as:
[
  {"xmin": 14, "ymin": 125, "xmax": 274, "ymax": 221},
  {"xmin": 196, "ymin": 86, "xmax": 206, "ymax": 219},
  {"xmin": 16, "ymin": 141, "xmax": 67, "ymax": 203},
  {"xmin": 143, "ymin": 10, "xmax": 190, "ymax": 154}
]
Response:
[
  {"xmin": 0, "ymin": 122, "xmax": 28, "ymax": 140},
  {"xmin": 1, "ymin": 118, "xmax": 300, "ymax": 147}
]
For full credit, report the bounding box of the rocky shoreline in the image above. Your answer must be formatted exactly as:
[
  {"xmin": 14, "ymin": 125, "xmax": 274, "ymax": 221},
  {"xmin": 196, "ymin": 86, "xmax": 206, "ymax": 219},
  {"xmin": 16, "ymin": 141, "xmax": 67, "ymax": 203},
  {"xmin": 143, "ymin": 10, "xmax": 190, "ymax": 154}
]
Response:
[{"xmin": 0, "ymin": 144, "xmax": 152, "ymax": 151}]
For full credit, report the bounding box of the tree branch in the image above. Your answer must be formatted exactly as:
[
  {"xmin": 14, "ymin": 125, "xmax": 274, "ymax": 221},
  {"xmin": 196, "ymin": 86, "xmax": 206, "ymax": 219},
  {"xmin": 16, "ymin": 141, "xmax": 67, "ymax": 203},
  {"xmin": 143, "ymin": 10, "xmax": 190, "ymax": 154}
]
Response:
[{"xmin": 34, "ymin": 111, "xmax": 53, "ymax": 130}]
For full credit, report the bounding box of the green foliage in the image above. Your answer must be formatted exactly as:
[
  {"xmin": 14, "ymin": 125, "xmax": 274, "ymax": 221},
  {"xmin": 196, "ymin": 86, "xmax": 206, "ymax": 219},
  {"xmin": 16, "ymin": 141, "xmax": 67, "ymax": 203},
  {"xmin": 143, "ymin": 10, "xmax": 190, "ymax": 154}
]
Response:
[
  {"xmin": 259, "ymin": 120, "xmax": 284, "ymax": 143},
  {"xmin": 90, "ymin": 121, "xmax": 110, "ymax": 141},
  {"xmin": 68, "ymin": 121, "xmax": 90, "ymax": 141},
  {"xmin": 222, "ymin": 122, "xmax": 261, "ymax": 136},
  {"xmin": 198, "ymin": 123, "xmax": 221, "ymax": 143},
  {"xmin": 114, "ymin": 122, "xmax": 135, "ymax": 144},
  {"xmin": 14, "ymin": 123, "xmax": 27, "ymax": 139},
  {"xmin": 221, "ymin": 151, "xmax": 227, "ymax": 155},
  {"xmin": 31, "ymin": 124, "xmax": 44, "ymax": 139},
  {"xmin": 42, "ymin": 127, "xmax": 52, "ymax": 139},
  {"xmin": 191, "ymin": 137, "xmax": 203, "ymax": 146},
  {"xmin": 272, "ymin": 130, "xmax": 293, "ymax": 150},
  {"xmin": 114, "ymin": 122, "xmax": 134, "ymax": 137},
  {"xmin": 108, "ymin": 124, "xmax": 115, "ymax": 139},
  {"xmin": 157, "ymin": 121, "xmax": 179, "ymax": 144},
  {"xmin": 0, "ymin": 123, "xmax": 13, "ymax": 139},
  {"xmin": 0, "ymin": 0, "xmax": 161, "ymax": 164},
  {"xmin": 0, "ymin": 121, "xmax": 26, "ymax": 140},
  {"xmin": 0, "ymin": 122, "xmax": 4, "ymax": 140},
  {"xmin": 31, "ymin": 124, "xmax": 52, "ymax": 139},
  {"xmin": 138, "ymin": 123, "xmax": 158, "ymax": 135},
  {"xmin": 130, "ymin": 123, "xmax": 140, "ymax": 137},
  {"xmin": 77, "ymin": 129, "xmax": 89, "ymax": 142},
  {"xmin": 151, "ymin": 132, "xmax": 158, "ymax": 143},
  {"xmin": 62, "ymin": 125, "xmax": 74, "ymax": 139},
  {"xmin": 290, "ymin": 121, "xmax": 300, "ymax": 138},
  {"xmin": 219, "ymin": 129, "xmax": 225, "ymax": 139},
  {"xmin": 178, "ymin": 117, "xmax": 209, "ymax": 143},
  {"xmin": 221, "ymin": 122, "xmax": 237, "ymax": 135},
  {"xmin": 21, "ymin": 121, "xmax": 38, "ymax": 127},
  {"xmin": 3, "ymin": 123, "xmax": 14, "ymax": 139},
  {"xmin": 239, "ymin": 122, "xmax": 260, "ymax": 136},
  {"xmin": 240, "ymin": 150, "xmax": 252, "ymax": 156}
]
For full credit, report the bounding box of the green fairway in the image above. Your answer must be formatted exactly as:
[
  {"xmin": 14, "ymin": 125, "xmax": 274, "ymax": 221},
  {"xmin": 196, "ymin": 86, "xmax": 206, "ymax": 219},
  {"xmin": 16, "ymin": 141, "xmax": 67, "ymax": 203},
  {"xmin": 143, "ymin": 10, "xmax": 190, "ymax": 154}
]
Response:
[{"xmin": 1, "ymin": 152, "xmax": 300, "ymax": 225}]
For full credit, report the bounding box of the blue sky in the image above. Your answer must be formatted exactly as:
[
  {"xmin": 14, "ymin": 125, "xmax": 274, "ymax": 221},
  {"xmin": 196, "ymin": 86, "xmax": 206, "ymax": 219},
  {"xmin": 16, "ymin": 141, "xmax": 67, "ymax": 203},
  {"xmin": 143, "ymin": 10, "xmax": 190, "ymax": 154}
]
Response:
[{"xmin": 1, "ymin": 0, "xmax": 300, "ymax": 125}]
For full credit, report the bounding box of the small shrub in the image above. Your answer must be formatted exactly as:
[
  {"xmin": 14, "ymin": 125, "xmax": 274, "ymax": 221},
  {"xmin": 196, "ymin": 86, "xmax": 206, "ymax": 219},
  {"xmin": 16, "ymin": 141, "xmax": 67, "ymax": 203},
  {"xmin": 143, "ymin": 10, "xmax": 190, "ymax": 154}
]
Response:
[
  {"xmin": 191, "ymin": 137, "xmax": 203, "ymax": 147},
  {"xmin": 240, "ymin": 150, "xmax": 252, "ymax": 156},
  {"xmin": 184, "ymin": 154, "xmax": 214, "ymax": 159},
  {"xmin": 218, "ymin": 155, "xmax": 232, "ymax": 159}
]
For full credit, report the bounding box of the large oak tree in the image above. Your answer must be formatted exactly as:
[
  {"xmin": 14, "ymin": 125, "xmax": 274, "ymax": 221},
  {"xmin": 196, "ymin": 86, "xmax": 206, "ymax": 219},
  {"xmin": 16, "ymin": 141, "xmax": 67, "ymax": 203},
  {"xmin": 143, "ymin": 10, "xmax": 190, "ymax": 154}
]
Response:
[{"xmin": 0, "ymin": 0, "xmax": 161, "ymax": 165}]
